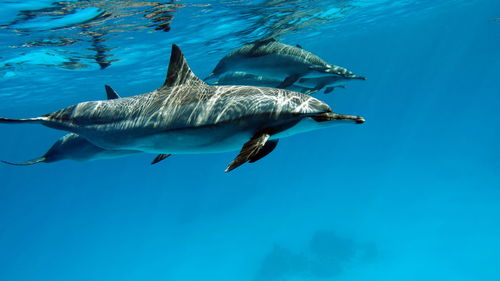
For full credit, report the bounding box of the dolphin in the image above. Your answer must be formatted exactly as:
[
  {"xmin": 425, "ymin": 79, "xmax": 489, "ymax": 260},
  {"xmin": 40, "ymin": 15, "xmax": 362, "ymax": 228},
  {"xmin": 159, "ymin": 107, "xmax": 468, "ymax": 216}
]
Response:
[
  {"xmin": 1, "ymin": 85, "xmax": 171, "ymax": 166},
  {"xmin": 1, "ymin": 132, "xmax": 141, "ymax": 166},
  {"xmin": 0, "ymin": 44, "xmax": 365, "ymax": 172},
  {"xmin": 212, "ymin": 71, "xmax": 350, "ymax": 95},
  {"xmin": 205, "ymin": 38, "xmax": 366, "ymax": 91}
]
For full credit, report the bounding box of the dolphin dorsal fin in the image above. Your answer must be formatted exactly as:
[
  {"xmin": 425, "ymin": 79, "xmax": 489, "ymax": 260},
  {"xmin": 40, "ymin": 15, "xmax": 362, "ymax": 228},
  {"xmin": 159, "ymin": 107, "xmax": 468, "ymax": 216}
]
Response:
[
  {"xmin": 252, "ymin": 37, "xmax": 276, "ymax": 48},
  {"xmin": 104, "ymin": 85, "xmax": 121, "ymax": 100},
  {"xmin": 163, "ymin": 44, "xmax": 206, "ymax": 88}
]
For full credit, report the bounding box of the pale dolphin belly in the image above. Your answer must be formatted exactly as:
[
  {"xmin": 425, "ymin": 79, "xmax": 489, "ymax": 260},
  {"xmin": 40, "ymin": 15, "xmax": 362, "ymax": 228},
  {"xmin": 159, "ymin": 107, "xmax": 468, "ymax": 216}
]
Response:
[
  {"xmin": 78, "ymin": 116, "xmax": 300, "ymax": 154},
  {"xmin": 122, "ymin": 125, "xmax": 253, "ymax": 154}
]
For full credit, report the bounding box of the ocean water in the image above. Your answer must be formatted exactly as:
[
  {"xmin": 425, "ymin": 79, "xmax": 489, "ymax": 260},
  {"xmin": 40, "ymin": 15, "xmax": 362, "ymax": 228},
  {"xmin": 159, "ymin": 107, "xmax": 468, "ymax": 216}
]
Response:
[{"xmin": 0, "ymin": 0, "xmax": 499, "ymax": 280}]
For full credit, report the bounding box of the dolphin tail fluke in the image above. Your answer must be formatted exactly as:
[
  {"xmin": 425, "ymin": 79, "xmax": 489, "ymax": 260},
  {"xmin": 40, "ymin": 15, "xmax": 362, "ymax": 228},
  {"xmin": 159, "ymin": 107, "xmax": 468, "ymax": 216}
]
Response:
[
  {"xmin": 1, "ymin": 157, "xmax": 46, "ymax": 166},
  {"xmin": 0, "ymin": 117, "xmax": 47, "ymax": 124}
]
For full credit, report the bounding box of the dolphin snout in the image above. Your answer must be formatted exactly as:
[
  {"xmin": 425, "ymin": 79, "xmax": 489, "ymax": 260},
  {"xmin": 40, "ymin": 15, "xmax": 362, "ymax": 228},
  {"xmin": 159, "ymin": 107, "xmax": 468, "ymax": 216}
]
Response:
[
  {"xmin": 333, "ymin": 113, "xmax": 365, "ymax": 124},
  {"xmin": 352, "ymin": 75, "xmax": 367, "ymax": 80},
  {"xmin": 312, "ymin": 112, "xmax": 365, "ymax": 124}
]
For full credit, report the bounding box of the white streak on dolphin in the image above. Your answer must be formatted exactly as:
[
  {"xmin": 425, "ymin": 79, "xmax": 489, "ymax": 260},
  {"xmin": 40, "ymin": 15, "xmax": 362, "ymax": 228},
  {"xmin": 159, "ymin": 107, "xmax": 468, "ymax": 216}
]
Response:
[
  {"xmin": 0, "ymin": 44, "xmax": 365, "ymax": 172},
  {"xmin": 205, "ymin": 38, "xmax": 366, "ymax": 91}
]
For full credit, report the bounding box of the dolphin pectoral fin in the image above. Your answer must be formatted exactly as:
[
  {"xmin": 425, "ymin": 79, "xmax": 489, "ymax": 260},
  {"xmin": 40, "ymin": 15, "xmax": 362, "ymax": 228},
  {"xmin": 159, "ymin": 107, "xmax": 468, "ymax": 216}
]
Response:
[
  {"xmin": 151, "ymin": 154, "xmax": 172, "ymax": 165},
  {"xmin": 324, "ymin": 87, "xmax": 335, "ymax": 94},
  {"xmin": 277, "ymin": 74, "xmax": 301, "ymax": 89},
  {"xmin": 225, "ymin": 133, "xmax": 271, "ymax": 172},
  {"xmin": 104, "ymin": 85, "xmax": 121, "ymax": 100},
  {"xmin": 248, "ymin": 139, "xmax": 279, "ymax": 163},
  {"xmin": 1, "ymin": 157, "xmax": 46, "ymax": 166},
  {"xmin": 296, "ymin": 44, "xmax": 303, "ymax": 49}
]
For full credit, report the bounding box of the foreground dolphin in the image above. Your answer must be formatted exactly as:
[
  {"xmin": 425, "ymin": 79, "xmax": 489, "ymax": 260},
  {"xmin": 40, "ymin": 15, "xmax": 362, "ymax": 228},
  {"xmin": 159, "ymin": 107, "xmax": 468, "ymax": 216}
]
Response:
[
  {"xmin": 1, "ymin": 86, "xmax": 171, "ymax": 166},
  {"xmin": 213, "ymin": 71, "xmax": 350, "ymax": 95},
  {"xmin": 205, "ymin": 38, "xmax": 366, "ymax": 92},
  {"xmin": 0, "ymin": 44, "xmax": 365, "ymax": 172}
]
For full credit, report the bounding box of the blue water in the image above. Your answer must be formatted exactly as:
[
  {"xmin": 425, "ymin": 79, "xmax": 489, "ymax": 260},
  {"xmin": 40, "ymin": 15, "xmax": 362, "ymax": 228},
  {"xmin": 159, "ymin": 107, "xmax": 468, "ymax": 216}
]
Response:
[{"xmin": 1, "ymin": 1, "xmax": 499, "ymax": 280}]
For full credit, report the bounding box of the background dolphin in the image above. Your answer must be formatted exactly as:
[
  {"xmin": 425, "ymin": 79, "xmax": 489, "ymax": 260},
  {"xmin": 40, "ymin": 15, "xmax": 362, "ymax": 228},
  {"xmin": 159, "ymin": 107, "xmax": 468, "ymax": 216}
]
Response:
[
  {"xmin": 0, "ymin": 44, "xmax": 364, "ymax": 172},
  {"xmin": 213, "ymin": 71, "xmax": 355, "ymax": 94},
  {"xmin": 1, "ymin": 86, "xmax": 170, "ymax": 166},
  {"xmin": 205, "ymin": 38, "xmax": 366, "ymax": 92},
  {"xmin": 1, "ymin": 133, "xmax": 140, "ymax": 166}
]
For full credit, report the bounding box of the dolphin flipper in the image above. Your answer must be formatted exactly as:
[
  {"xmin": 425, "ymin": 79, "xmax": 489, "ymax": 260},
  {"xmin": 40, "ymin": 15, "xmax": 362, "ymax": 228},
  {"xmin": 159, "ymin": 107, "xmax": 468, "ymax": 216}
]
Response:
[
  {"xmin": 277, "ymin": 74, "xmax": 301, "ymax": 89},
  {"xmin": 248, "ymin": 139, "xmax": 279, "ymax": 163},
  {"xmin": 225, "ymin": 133, "xmax": 271, "ymax": 172},
  {"xmin": 1, "ymin": 157, "xmax": 46, "ymax": 166},
  {"xmin": 324, "ymin": 87, "xmax": 335, "ymax": 94},
  {"xmin": 151, "ymin": 153, "xmax": 172, "ymax": 165}
]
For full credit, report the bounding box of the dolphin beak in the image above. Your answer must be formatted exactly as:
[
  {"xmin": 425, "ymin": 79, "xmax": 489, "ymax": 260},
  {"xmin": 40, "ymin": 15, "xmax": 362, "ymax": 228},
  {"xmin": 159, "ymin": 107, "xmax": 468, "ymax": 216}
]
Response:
[
  {"xmin": 312, "ymin": 112, "xmax": 365, "ymax": 124},
  {"xmin": 354, "ymin": 76, "xmax": 367, "ymax": 80}
]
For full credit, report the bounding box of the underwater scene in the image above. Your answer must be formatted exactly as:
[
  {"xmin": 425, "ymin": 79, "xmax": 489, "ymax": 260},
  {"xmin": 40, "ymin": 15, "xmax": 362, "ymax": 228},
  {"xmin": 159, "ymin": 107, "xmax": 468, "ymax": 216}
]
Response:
[{"xmin": 0, "ymin": 0, "xmax": 499, "ymax": 280}]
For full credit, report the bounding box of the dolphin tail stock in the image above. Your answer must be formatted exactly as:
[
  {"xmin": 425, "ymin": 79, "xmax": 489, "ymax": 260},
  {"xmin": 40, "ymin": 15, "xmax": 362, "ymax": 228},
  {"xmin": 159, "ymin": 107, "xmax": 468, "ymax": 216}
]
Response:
[
  {"xmin": 0, "ymin": 116, "xmax": 47, "ymax": 124},
  {"xmin": 1, "ymin": 157, "xmax": 46, "ymax": 166}
]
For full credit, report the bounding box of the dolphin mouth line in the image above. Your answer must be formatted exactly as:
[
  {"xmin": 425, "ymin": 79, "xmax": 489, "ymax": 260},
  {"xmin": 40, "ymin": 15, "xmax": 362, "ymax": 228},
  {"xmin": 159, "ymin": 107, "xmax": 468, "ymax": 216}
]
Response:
[{"xmin": 312, "ymin": 112, "xmax": 365, "ymax": 124}]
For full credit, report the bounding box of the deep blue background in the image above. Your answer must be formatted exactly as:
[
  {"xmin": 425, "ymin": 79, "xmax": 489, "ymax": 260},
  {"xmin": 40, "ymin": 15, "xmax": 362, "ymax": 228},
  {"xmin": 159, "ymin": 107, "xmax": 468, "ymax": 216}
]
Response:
[{"xmin": 0, "ymin": 1, "xmax": 499, "ymax": 280}]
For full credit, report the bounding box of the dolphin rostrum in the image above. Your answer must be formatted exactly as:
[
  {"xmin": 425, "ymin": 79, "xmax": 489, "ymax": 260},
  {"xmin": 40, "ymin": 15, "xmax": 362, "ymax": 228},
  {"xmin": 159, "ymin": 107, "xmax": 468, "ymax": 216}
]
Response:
[
  {"xmin": 0, "ymin": 44, "xmax": 365, "ymax": 172},
  {"xmin": 205, "ymin": 38, "xmax": 366, "ymax": 92},
  {"xmin": 1, "ymin": 85, "xmax": 171, "ymax": 166}
]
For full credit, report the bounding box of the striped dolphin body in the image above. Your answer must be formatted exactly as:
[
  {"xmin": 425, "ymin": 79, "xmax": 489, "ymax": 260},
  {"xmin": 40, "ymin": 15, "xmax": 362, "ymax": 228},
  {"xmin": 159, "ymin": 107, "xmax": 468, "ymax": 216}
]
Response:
[
  {"xmin": 206, "ymin": 38, "xmax": 366, "ymax": 92},
  {"xmin": 0, "ymin": 44, "xmax": 365, "ymax": 172}
]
